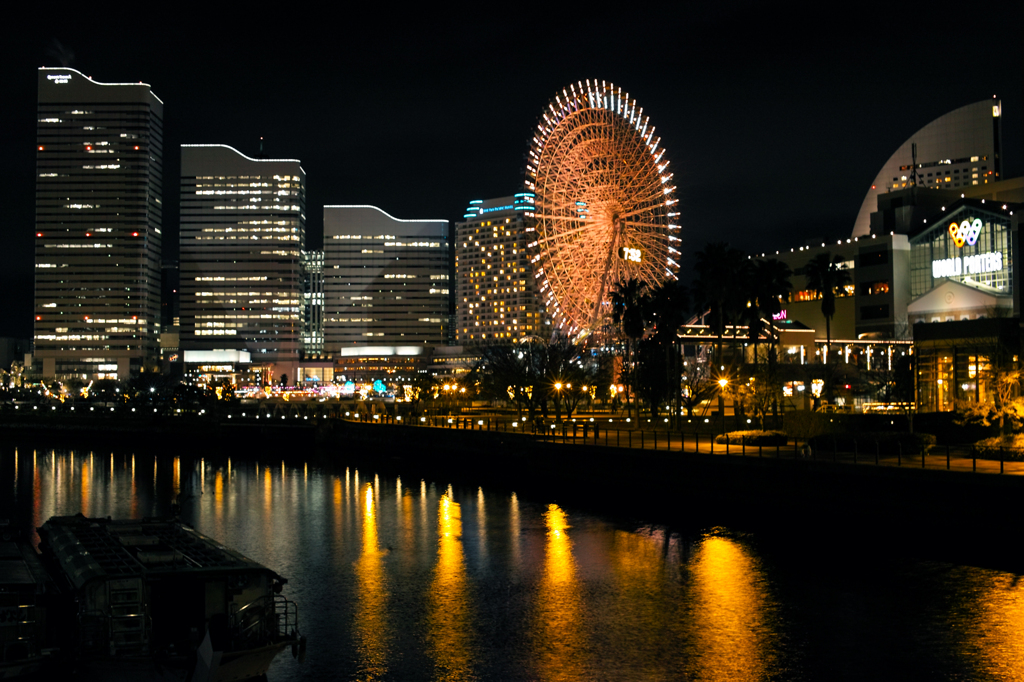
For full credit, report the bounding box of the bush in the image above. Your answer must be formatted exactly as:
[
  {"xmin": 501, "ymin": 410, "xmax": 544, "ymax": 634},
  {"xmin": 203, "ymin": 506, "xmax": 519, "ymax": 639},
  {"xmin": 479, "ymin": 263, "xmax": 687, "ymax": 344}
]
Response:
[
  {"xmin": 807, "ymin": 432, "xmax": 936, "ymax": 456},
  {"xmin": 714, "ymin": 430, "xmax": 788, "ymax": 446},
  {"xmin": 971, "ymin": 435, "xmax": 1024, "ymax": 461},
  {"xmin": 783, "ymin": 410, "xmax": 844, "ymax": 439}
]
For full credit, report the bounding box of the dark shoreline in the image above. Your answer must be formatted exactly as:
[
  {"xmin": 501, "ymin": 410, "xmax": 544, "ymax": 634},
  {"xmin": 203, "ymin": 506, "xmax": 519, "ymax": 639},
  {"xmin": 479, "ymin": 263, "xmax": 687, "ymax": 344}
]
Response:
[{"xmin": 4, "ymin": 416, "xmax": 1023, "ymax": 573}]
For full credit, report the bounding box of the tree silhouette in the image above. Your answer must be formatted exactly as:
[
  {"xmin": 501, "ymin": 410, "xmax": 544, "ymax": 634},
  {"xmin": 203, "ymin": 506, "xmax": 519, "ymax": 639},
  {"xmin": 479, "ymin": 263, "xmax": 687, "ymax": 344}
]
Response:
[
  {"xmin": 647, "ymin": 280, "xmax": 689, "ymax": 423},
  {"xmin": 610, "ymin": 278, "xmax": 650, "ymax": 420},
  {"xmin": 800, "ymin": 252, "xmax": 852, "ymax": 405},
  {"xmin": 745, "ymin": 258, "xmax": 792, "ymax": 361},
  {"xmin": 799, "ymin": 252, "xmax": 852, "ymax": 361},
  {"xmin": 693, "ymin": 242, "xmax": 748, "ymax": 365}
]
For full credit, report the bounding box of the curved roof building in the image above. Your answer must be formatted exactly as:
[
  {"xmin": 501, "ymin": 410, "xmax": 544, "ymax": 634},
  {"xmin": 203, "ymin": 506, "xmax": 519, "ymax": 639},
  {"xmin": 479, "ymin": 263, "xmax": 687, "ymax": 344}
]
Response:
[
  {"xmin": 179, "ymin": 144, "xmax": 306, "ymax": 377},
  {"xmin": 851, "ymin": 99, "xmax": 1002, "ymax": 237},
  {"xmin": 34, "ymin": 68, "xmax": 164, "ymax": 381}
]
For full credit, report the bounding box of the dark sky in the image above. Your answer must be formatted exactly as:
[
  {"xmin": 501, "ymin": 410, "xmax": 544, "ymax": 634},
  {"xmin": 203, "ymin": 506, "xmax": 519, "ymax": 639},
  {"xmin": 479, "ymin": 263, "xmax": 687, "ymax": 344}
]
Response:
[{"xmin": 2, "ymin": 4, "xmax": 1021, "ymax": 338}]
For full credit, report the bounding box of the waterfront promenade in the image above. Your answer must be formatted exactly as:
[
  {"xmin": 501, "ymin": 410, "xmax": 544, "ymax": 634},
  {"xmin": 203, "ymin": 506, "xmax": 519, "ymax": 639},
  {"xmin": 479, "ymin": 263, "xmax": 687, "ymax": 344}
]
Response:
[
  {"xmin": 4, "ymin": 403, "xmax": 1023, "ymax": 477},
  {"xmin": 5, "ymin": 405, "xmax": 1024, "ymax": 555},
  {"xmin": 341, "ymin": 411, "xmax": 1024, "ymax": 477}
]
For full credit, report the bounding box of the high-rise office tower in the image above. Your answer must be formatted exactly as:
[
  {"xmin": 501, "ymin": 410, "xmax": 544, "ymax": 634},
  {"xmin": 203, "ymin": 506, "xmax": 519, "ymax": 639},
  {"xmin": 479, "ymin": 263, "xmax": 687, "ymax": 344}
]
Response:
[
  {"xmin": 179, "ymin": 144, "xmax": 305, "ymax": 384},
  {"xmin": 455, "ymin": 195, "xmax": 546, "ymax": 344},
  {"xmin": 300, "ymin": 250, "xmax": 324, "ymax": 357},
  {"xmin": 33, "ymin": 67, "xmax": 163, "ymax": 381},
  {"xmin": 323, "ymin": 206, "xmax": 448, "ymax": 378}
]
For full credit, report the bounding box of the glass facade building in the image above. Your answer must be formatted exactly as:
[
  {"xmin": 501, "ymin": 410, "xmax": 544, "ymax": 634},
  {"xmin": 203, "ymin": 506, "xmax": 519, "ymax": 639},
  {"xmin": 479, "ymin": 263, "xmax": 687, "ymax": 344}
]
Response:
[
  {"xmin": 33, "ymin": 68, "xmax": 164, "ymax": 381},
  {"xmin": 909, "ymin": 203, "xmax": 1012, "ymax": 298},
  {"xmin": 179, "ymin": 144, "xmax": 305, "ymax": 382},
  {"xmin": 300, "ymin": 250, "xmax": 324, "ymax": 357}
]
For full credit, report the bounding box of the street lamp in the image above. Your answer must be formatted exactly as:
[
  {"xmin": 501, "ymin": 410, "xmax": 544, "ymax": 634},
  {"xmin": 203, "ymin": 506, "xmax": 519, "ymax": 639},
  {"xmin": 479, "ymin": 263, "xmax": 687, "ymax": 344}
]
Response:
[{"xmin": 717, "ymin": 376, "xmax": 729, "ymax": 431}]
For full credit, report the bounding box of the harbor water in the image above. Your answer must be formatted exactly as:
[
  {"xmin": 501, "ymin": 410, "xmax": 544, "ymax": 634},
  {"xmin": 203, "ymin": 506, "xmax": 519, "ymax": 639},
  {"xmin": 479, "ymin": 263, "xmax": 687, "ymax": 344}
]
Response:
[{"xmin": 3, "ymin": 443, "xmax": 1024, "ymax": 681}]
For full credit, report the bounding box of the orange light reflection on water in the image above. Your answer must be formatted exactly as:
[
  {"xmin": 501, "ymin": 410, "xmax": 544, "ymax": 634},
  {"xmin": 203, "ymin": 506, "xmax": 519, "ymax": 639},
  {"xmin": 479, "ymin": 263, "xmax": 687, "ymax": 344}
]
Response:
[
  {"xmin": 214, "ymin": 469, "xmax": 224, "ymax": 533},
  {"xmin": 353, "ymin": 483, "xmax": 389, "ymax": 680},
  {"xmin": 531, "ymin": 503, "xmax": 586, "ymax": 680},
  {"xmin": 80, "ymin": 456, "xmax": 90, "ymax": 517},
  {"xmin": 263, "ymin": 463, "xmax": 272, "ymax": 519},
  {"xmin": 685, "ymin": 534, "xmax": 778, "ymax": 680},
  {"xmin": 948, "ymin": 569, "xmax": 1024, "ymax": 675},
  {"xmin": 427, "ymin": 491, "xmax": 475, "ymax": 680}
]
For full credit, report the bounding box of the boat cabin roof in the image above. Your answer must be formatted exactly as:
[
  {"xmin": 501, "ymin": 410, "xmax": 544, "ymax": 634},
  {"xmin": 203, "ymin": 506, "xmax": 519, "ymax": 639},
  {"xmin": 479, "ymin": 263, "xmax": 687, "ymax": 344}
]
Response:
[{"xmin": 39, "ymin": 516, "xmax": 278, "ymax": 590}]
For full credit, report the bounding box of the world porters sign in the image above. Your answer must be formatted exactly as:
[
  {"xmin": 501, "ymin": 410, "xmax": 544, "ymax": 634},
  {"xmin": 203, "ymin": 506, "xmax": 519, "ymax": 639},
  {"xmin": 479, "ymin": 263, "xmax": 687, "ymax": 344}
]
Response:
[{"xmin": 932, "ymin": 251, "xmax": 1003, "ymax": 278}]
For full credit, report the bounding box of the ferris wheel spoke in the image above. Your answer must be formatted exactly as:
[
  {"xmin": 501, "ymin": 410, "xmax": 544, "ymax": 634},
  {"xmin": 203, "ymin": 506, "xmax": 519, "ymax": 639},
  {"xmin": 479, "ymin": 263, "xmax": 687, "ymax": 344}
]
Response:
[{"xmin": 621, "ymin": 221, "xmax": 669, "ymax": 232}]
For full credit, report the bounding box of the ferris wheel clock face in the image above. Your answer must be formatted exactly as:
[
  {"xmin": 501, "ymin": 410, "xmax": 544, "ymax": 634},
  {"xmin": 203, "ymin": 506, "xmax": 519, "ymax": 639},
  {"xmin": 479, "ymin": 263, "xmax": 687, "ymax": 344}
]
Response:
[{"xmin": 525, "ymin": 80, "xmax": 679, "ymax": 337}]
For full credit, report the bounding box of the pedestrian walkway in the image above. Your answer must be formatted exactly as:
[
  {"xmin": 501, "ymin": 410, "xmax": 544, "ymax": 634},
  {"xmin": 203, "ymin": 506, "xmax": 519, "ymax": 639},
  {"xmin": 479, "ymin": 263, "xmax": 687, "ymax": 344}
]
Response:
[{"xmin": 346, "ymin": 413, "xmax": 1024, "ymax": 477}]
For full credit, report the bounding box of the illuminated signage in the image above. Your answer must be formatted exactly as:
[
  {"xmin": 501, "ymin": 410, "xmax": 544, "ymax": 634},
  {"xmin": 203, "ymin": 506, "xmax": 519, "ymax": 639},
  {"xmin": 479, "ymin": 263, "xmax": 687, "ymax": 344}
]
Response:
[
  {"xmin": 932, "ymin": 251, "xmax": 1003, "ymax": 278},
  {"xmin": 772, "ymin": 310, "xmax": 787, "ymax": 321},
  {"xmin": 948, "ymin": 218, "xmax": 982, "ymax": 247},
  {"xmin": 46, "ymin": 74, "xmax": 71, "ymax": 84},
  {"xmin": 619, "ymin": 246, "xmax": 642, "ymax": 263}
]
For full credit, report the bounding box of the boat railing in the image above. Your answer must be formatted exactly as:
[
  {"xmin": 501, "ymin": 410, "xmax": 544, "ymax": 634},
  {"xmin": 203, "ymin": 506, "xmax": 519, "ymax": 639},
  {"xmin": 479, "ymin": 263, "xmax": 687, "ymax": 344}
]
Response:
[
  {"xmin": 0, "ymin": 604, "xmax": 41, "ymax": 663},
  {"xmin": 228, "ymin": 595, "xmax": 300, "ymax": 650},
  {"xmin": 228, "ymin": 596, "xmax": 272, "ymax": 649},
  {"xmin": 274, "ymin": 595, "xmax": 299, "ymax": 639}
]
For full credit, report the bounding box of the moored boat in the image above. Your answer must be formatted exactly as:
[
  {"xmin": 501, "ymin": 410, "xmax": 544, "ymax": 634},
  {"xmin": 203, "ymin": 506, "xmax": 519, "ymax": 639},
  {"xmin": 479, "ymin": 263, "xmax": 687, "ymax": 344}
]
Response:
[
  {"xmin": 0, "ymin": 528, "xmax": 50, "ymax": 680},
  {"xmin": 37, "ymin": 515, "xmax": 304, "ymax": 681}
]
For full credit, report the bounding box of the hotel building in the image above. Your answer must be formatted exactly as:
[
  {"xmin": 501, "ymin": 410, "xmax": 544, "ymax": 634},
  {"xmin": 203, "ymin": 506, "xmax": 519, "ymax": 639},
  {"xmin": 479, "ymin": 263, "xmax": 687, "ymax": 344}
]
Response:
[
  {"xmin": 179, "ymin": 144, "xmax": 305, "ymax": 384},
  {"xmin": 455, "ymin": 195, "xmax": 546, "ymax": 344},
  {"xmin": 33, "ymin": 67, "xmax": 164, "ymax": 381},
  {"xmin": 323, "ymin": 206, "xmax": 449, "ymax": 380}
]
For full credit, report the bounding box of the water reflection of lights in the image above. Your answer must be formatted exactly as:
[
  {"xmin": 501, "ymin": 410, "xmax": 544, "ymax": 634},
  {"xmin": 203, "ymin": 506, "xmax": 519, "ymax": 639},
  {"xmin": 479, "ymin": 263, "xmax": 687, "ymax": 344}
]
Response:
[
  {"xmin": 12, "ymin": 449, "xmax": 1024, "ymax": 679},
  {"xmin": 477, "ymin": 487, "xmax": 487, "ymax": 565},
  {"xmin": 173, "ymin": 456, "xmax": 180, "ymax": 497},
  {"xmin": 686, "ymin": 534, "xmax": 778, "ymax": 680},
  {"xmin": 533, "ymin": 503, "xmax": 587, "ymax": 679},
  {"xmin": 80, "ymin": 455, "xmax": 90, "ymax": 517},
  {"xmin": 214, "ymin": 470, "xmax": 224, "ymax": 530},
  {"xmin": 509, "ymin": 492, "xmax": 521, "ymax": 571},
  {"xmin": 428, "ymin": 492, "xmax": 475, "ymax": 679},
  {"xmin": 263, "ymin": 464, "xmax": 272, "ymax": 518},
  {"xmin": 947, "ymin": 569, "xmax": 1024, "ymax": 675},
  {"xmin": 354, "ymin": 483, "xmax": 389, "ymax": 679}
]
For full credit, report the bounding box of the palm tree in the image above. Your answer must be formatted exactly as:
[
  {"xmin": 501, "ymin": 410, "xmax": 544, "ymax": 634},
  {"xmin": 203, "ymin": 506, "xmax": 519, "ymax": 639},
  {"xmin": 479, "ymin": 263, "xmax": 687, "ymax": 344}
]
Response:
[
  {"xmin": 610, "ymin": 278, "xmax": 649, "ymax": 420},
  {"xmin": 648, "ymin": 280, "xmax": 689, "ymax": 423},
  {"xmin": 693, "ymin": 243, "xmax": 749, "ymax": 365},
  {"xmin": 693, "ymin": 243, "xmax": 748, "ymax": 422},
  {"xmin": 799, "ymin": 252, "xmax": 852, "ymax": 360},
  {"xmin": 745, "ymin": 258, "xmax": 792, "ymax": 362}
]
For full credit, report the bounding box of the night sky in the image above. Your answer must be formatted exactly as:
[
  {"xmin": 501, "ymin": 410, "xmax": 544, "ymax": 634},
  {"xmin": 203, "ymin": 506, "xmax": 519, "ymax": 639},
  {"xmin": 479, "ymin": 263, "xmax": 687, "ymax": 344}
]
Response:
[{"xmin": 2, "ymin": 5, "xmax": 1021, "ymax": 339}]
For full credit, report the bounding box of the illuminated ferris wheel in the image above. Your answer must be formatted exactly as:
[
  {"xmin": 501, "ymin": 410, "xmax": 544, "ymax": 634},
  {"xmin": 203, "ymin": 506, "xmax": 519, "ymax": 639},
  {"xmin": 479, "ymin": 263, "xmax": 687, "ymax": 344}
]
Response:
[{"xmin": 525, "ymin": 79, "xmax": 679, "ymax": 337}]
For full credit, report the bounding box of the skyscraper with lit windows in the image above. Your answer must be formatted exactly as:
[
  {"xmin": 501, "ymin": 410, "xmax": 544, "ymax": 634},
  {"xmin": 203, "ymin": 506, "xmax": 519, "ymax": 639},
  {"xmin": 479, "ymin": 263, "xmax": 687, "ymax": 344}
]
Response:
[
  {"xmin": 33, "ymin": 67, "xmax": 163, "ymax": 381},
  {"xmin": 322, "ymin": 206, "xmax": 448, "ymax": 379},
  {"xmin": 455, "ymin": 195, "xmax": 546, "ymax": 344},
  {"xmin": 179, "ymin": 144, "xmax": 305, "ymax": 384}
]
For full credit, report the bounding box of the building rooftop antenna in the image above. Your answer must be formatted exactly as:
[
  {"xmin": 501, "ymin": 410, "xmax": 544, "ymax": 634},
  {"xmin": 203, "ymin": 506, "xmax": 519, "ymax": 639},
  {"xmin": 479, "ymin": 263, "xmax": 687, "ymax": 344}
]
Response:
[{"xmin": 910, "ymin": 142, "xmax": 918, "ymax": 188}]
